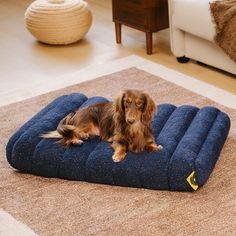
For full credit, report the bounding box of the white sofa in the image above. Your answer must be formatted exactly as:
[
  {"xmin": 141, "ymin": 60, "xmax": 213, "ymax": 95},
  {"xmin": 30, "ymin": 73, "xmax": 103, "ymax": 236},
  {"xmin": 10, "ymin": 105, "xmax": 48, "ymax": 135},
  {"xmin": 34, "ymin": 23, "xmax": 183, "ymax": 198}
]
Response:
[{"xmin": 168, "ymin": 0, "xmax": 236, "ymax": 75}]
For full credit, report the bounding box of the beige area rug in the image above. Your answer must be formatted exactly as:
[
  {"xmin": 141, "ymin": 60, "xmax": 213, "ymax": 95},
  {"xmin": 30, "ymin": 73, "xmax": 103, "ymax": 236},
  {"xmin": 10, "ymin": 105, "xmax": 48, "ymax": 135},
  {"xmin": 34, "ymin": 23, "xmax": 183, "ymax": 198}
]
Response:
[{"xmin": 0, "ymin": 67, "xmax": 236, "ymax": 235}]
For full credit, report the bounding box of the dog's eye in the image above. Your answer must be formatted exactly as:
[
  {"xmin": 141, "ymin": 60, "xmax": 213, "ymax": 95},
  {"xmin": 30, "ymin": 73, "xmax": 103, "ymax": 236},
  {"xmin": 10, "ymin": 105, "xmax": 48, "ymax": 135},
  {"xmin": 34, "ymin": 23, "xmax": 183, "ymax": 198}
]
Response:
[
  {"xmin": 136, "ymin": 103, "xmax": 143, "ymax": 109},
  {"xmin": 125, "ymin": 100, "xmax": 132, "ymax": 106}
]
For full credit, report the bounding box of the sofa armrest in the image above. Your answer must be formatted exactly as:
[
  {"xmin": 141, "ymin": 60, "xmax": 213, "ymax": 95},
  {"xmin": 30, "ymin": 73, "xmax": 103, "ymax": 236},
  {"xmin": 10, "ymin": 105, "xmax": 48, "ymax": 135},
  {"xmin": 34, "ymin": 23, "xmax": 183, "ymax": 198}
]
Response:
[{"xmin": 168, "ymin": 0, "xmax": 185, "ymax": 57}]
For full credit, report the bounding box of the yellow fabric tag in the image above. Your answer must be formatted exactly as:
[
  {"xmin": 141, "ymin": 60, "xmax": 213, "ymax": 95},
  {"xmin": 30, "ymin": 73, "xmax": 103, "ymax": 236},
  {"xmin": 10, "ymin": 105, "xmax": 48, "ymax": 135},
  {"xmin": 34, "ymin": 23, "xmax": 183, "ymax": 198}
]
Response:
[{"xmin": 186, "ymin": 171, "xmax": 199, "ymax": 191}]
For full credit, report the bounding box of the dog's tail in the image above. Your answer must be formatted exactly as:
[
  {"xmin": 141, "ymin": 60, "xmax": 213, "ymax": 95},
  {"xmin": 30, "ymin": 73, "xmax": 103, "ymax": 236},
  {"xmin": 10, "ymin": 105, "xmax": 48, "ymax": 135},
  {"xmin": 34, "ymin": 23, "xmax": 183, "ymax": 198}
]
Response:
[
  {"xmin": 40, "ymin": 130, "xmax": 63, "ymax": 139},
  {"xmin": 40, "ymin": 112, "xmax": 76, "ymax": 140}
]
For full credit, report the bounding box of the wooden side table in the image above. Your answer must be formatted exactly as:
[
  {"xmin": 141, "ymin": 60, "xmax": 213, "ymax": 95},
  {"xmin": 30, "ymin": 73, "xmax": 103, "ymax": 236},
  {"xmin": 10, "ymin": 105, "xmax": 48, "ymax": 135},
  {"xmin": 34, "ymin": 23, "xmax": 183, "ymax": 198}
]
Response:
[{"xmin": 112, "ymin": 0, "xmax": 169, "ymax": 54}]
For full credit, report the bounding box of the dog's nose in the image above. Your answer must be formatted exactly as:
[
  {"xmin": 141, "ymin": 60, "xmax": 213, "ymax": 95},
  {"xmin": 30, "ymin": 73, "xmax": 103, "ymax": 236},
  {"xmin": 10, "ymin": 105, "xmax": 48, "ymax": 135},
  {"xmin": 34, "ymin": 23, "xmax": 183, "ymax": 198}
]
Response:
[{"xmin": 127, "ymin": 118, "xmax": 135, "ymax": 124}]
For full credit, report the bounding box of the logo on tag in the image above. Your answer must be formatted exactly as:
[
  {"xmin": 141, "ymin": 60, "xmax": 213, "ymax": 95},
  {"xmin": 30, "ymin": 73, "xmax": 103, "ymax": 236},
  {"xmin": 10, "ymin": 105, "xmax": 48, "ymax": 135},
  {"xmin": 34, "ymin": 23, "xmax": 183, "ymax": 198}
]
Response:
[{"xmin": 186, "ymin": 171, "xmax": 198, "ymax": 191}]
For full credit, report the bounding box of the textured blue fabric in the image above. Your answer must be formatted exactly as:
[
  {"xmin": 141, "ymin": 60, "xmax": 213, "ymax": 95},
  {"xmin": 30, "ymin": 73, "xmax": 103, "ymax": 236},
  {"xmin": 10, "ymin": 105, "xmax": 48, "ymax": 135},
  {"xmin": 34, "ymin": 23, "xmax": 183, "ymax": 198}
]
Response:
[{"xmin": 6, "ymin": 93, "xmax": 231, "ymax": 191}]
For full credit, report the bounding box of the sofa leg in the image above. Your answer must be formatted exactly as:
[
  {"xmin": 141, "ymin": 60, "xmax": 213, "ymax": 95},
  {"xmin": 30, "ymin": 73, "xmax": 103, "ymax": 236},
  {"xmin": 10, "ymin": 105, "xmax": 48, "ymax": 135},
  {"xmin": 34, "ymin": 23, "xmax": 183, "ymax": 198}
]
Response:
[{"xmin": 177, "ymin": 56, "xmax": 190, "ymax": 63}]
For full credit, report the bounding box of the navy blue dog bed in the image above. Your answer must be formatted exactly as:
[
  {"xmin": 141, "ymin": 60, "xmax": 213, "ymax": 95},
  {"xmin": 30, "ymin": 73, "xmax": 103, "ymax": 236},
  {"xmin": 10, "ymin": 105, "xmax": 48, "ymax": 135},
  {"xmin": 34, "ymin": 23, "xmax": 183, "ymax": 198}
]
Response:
[{"xmin": 6, "ymin": 93, "xmax": 230, "ymax": 191}]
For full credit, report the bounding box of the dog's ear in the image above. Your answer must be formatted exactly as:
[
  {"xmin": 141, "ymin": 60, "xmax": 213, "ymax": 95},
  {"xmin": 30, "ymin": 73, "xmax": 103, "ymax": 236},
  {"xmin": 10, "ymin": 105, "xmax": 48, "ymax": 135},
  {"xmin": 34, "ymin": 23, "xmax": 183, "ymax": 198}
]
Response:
[
  {"xmin": 142, "ymin": 93, "xmax": 156, "ymax": 124},
  {"xmin": 114, "ymin": 91, "xmax": 126, "ymax": 127},
  {"xmin": 114, "ymin": 91, "xmax": 125, "ymax": 113}
]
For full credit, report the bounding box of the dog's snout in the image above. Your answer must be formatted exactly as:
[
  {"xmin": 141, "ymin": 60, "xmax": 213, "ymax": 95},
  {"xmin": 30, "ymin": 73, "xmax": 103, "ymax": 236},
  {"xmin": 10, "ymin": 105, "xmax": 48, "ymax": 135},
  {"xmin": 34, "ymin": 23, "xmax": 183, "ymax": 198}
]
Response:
[{"xmin": 127, "ymin": 118, "xmax": 135, "ymax": 124}]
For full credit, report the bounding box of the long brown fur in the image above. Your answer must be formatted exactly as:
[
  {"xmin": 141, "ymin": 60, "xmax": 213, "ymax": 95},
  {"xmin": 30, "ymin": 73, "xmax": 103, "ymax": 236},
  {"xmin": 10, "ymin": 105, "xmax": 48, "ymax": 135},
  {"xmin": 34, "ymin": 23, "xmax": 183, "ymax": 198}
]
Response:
[{"xmin": 41, "ymin": 89, "xmax": 162, "ymax": 162}]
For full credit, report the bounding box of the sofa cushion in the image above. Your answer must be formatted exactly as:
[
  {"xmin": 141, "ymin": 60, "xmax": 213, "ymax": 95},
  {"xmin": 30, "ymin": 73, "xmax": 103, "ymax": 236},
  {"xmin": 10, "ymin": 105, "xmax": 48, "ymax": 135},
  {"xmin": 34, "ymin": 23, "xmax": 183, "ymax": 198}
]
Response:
[
  {"xmin": 172, "ymin": 0, "xmax": 216, "ymax": 42},
  {"xmin": 6, "ymin": 93, "xmax": 230, "ymax": 192}
]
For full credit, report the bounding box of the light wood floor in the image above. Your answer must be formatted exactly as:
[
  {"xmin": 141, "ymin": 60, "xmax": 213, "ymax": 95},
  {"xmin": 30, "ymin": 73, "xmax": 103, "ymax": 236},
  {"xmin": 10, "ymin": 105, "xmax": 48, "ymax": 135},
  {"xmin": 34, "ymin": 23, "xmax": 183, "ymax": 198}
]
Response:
[{"xmin": 0, "ymin": 0, "xmax": 235, "ymax": 100}]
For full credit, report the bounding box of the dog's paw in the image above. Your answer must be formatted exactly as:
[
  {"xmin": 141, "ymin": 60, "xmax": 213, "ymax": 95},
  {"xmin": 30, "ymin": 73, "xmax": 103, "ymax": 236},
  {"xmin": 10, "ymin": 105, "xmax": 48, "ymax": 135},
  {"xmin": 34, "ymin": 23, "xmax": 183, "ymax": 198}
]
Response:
[
  {"xmin": 147, "ymin": 144, "xmax": 163, "ymax": 153},
  {"xmin": 112, "ymin": 152, "xmax": 126, "ymax": 162},
  {"xmin": 80, "ymin": 132, "xmax": 89, "ymax": 140},
  {"xmin": 107, "ymin": 137, "xmax": 113, "ymax": 143},
  {"xmin": 71, "ymin": 139, "xmax": 83, "ymax": 145}
]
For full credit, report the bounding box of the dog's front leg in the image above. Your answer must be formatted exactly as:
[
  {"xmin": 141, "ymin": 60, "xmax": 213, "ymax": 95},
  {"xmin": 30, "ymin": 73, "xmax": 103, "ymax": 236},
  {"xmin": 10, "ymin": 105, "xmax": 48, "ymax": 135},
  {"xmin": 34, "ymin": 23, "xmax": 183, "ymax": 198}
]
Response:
[
  {"xmin": 146, "ymin": 137, "xmax": 163, "ymax": 153},
  {"xmin": 111, "ymin": 141, "xmax": 127, "ymax": 162},
  {"xmin": 146, "ymin": 142, "xmax": 163, "ymax": 152}
]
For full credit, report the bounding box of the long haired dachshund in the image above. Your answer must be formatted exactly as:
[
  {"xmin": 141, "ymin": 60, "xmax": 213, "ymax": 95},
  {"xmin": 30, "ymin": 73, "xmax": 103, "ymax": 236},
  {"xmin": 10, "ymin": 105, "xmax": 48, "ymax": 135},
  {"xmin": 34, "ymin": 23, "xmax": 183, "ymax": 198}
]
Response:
[{"xmin": 42, "ymin": 89, "xmax": 162, "ymax": 162}]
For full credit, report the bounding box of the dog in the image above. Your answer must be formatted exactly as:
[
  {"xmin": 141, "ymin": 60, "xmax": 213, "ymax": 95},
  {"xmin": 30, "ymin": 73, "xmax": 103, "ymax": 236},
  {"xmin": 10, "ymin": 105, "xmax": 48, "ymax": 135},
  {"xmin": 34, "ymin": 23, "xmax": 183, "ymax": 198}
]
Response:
[{"xmin": 41, "ymin": 89, "xmax": 162, "ymax": 162}]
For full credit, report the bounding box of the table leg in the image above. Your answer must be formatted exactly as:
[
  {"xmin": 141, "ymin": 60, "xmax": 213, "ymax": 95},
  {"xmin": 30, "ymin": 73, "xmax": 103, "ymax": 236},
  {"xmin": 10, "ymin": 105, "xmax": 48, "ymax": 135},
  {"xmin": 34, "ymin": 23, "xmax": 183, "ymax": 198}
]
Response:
[
  {"xmin": 115, "ymin": 22, "xmax": 121, "ymax": 44},
  {"xmin": 146, "ymin": 32, "xmax": 153, "ymax": 55}
]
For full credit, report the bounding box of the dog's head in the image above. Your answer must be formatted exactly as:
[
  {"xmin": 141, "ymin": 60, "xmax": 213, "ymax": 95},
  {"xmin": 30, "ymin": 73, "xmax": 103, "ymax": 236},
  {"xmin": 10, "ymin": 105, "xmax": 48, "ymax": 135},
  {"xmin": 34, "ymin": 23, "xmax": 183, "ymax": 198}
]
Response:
[{"xmin": 115, "ymin": 89, "xmax": 156, "ymax": 125}]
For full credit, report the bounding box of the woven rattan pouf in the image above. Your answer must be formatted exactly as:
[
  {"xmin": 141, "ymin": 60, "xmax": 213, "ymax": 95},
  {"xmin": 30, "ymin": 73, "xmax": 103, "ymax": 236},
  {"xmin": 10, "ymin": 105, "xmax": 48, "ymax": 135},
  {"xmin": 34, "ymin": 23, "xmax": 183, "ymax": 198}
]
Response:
[{"xmin": 25, "ymin": 0, "xmax": 92, "ymax": 45}]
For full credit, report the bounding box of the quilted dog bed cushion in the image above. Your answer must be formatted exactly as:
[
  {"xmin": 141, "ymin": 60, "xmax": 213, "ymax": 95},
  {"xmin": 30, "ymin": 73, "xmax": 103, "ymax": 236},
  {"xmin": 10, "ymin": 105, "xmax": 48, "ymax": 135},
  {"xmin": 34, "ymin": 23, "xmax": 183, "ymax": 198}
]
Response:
[{"xmin": 6, "ymin": 93, "xmax": 230, "ymax": 191}]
